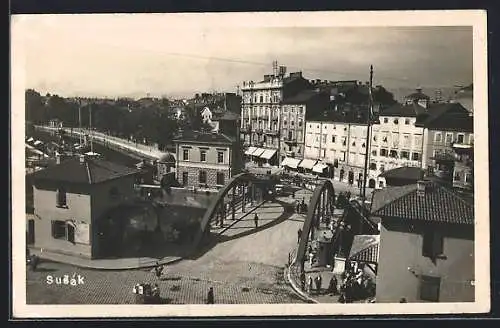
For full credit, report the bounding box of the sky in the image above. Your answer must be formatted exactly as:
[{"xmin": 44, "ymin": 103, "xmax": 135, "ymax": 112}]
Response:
[{"xmin": 13, "ymin": 13, "xmax": 474, "ymax": 99}]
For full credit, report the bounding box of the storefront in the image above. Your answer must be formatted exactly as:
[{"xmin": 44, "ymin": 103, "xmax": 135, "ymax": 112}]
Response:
[
  {"xmin": 259, "ymin": 149, "xmax": 278, "ymax": 166},
  {"xmin": 312, "ymin": 162, "xmax": 329, "ymax": 177}
]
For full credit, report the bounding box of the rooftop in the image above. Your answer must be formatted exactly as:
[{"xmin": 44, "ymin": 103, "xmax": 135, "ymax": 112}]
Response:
[
  {"xmin": 173, "ymin": 130, "xmax": 235, "ymax": 145},
  {"xmin": 29, "ymin": 157, "xmax": 139, "ymax": 184},
  {"xmin": 380, "ymin": 102, "xmax": 427, "ymax": 117},
  {"xmin": 282, "ymin": 90, "xmax": 324, "ymax": 104},
  {"xmin": 371, "ymin": 180, "xmax": 474, "ymax": 225},
  {"xmin": 212, "ymin": 110, "xmax": 241, "ymax": 121},
  {"xmin": 379, "ymin": 167, "xmax": 425, "ymax": 183},
  {"xmin": 309, "ymin": 109, "xmax": 369, "ymax": 124}
]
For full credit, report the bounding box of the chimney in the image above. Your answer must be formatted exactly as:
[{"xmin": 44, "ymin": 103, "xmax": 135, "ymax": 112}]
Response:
[{"xmin": 416, "ymin": 180, "xmax": 431, "ymax": 197}]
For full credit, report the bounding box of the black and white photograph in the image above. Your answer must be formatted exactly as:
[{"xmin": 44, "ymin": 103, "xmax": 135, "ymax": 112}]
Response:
[{"xmin": 11, "ymin": 10, "xmax": 489, "ymax": 317}]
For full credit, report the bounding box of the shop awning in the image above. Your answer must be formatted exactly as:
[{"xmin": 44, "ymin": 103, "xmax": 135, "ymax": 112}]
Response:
[
  {"xmin": 260, "ymin": 149, "xmax": 277, "ymax": 160},
  {"xmin": 244, "ymin": 146, "xmax": 257, "ymax": 155},
  {"xmin": 312, "ymin": 163, "xmax": 329, "ymax": 173},
  {"xmin": 251, "ymin": 148, "xmax": 266, "ymax": 157},
  {"xmin": 298, "ymin": 159, "xmax": 317, "ymax": 170},
  {"xmin": 281, "ymin": 157, "xmax": 301, "ymax": 169}
]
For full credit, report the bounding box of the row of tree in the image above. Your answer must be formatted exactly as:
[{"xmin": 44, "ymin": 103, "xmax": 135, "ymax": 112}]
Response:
[{"xmin": 25, "ymin": 89, "xmax": 211, "ymax": 150}]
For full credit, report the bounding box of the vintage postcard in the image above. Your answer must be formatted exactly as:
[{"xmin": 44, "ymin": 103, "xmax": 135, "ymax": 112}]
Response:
[{"xmin": 11, "ymin": 10, "xmax": 489, "ymax": 318}]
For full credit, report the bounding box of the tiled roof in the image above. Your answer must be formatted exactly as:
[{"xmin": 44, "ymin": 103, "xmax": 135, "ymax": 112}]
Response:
[
  {"xmin": 380, "ymin": 103, "xmax": 427, "ymax": 117},
  {"xmin": 349, "ymin": 235, "xmax": 380, "ymax": 263},
  {"xmin": 282, "ymin": 90, "xmax": 323, "ymax": 104},
  {"xmin": 371, "ymin": 180, "xmax": 474, "ymax": 225},
  {"xmin": 173, "ymin": 131, "xmax": 234, "ymax": 145},
  {"xmin": 29, "ymin": 158, "xmax": 139, "ymax": 184},
  {"xmin": 379, "ymin": 167, "xmax": 425, "ymax": 181},
  {"xmin": 425, "ymin": 112, "xmax": 473, "ymax": 132}
]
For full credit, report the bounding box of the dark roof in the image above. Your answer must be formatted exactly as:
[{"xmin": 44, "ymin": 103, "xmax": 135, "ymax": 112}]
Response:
[
  {"xmin": 371, "ymin": 180, "xmax": 474, "ymax": 225},
  {"xmin": 349, "ymin": 235, "xmax": 380, "ymax": 263},
  {"xmin": 405, "ymin": 89, "xmax": 430, "ymax": 100},
  {"xmin": 380, "ymin": 103, "xmax": 427, "ymax": 117},
  {"xmin": 29, "ymin": 158, "xmax": 139, "ymax": 184},
  {"xmin": 212, "ymin": 111, "xmax": 241, "ymax": 121},
  {"xmin": 173, "ymin": 131, "xmax": 234, "ymax": 145},
  {"xmin": 309, "ymin": 110, "xmax": 368, "ymax": 124},
  {"xmin": 379, "ymin": 167, "xmax": 425, "ymax": 181},
  {"xmin": 282, "ymin": 90, "xmax": 322, "ymax": 104},
  {"xmin": 425, "ymin": 112, "xmax": 473, "ymax": 132}
]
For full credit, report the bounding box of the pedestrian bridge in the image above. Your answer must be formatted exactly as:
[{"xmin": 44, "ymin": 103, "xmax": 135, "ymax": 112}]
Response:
[{"xmin": 192, "ymin": 172, "xmax": 279, "ymax": 248}]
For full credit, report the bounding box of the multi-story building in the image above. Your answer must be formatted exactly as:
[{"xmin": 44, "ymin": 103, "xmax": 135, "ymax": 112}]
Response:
[
  {"xmin": 304, "ymin": 111, "xmax": 368, "ymax": 184},
  {"xmin": 420, "ymin": 102, "xmax": 473, "ymax": 173},
  {"xmin": 174, "ymin": 131, "xmax": 242, "ymax": 190},
  {"xmin": 280, "ymin": 90, "xmax": 330, "ymax": 162},
  {"xmin": 372, "ymin": 179, "xmax": 474, "ymax": 303},
  {"xmin": 240, "ymin": 69, "xmax": 312, "ymax": 165},
  {"xmin": 28, "ymin": 155, "xmax": 139, "ymax": 259}
]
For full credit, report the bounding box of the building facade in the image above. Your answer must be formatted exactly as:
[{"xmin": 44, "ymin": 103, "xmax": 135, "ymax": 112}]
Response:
[
  {"xmin": 28, "ymin": 156, "xmax": 139, "ymax": 259},
  {"xmin": 372, "ymin": 180, "xmax": 474, "ymax": 303},
  {"xmin": 174, "ymin": 131, "xmax": 241, "ymax": 190},
  {"xmin": 240, "ymin": 69, "xmax": 312, "ymax": 164}
]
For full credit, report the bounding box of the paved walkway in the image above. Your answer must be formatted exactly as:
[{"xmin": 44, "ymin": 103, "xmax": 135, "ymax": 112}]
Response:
[{"xmin": 26, "ymin": 193, "xmax": 310, "ymax": 304}]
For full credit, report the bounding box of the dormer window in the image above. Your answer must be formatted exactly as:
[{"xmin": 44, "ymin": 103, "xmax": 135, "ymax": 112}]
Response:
[
  {"xmin": 405, "ymin": 118, "xmax": 410, "ymax": 125},
  {"xmin": 383, "ymin": 118, "xmax": 388, "ymax": 123},
  {"xmin": 394, "ymin": 119, "xmax": 399, "ymax": 125}
]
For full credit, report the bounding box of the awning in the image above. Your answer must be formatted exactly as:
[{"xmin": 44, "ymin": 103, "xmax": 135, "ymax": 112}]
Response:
[
  {"xmin": 260, "ymin": 149, "xmax": 277, "ymax": 160},
  {"xmin": 298, "ymin": 159, "xmax": 317, "ymax": 170},
  {"xmin": 251, "ymin": 148, "xmax": 266, "ymax": 157},
  {"xmin": 33, "ymin": 140, "xmax": 42, "ymax": 146},
  {"xmin": 281, "ymin": 157, "xmax": 301, "ymax": 169},
  {"xmin": 245, "ymin": 146, "xmax": 257, "ymax": 155},
  {"xmin": 312, "ymin": 163, "xmax": 329, "ymax": 173}
]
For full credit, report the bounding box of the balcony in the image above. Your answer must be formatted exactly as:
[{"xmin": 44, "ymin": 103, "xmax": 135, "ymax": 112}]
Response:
[{"xmin": 265, "ymin": 129, "xmax": 280, "ymax": 136}]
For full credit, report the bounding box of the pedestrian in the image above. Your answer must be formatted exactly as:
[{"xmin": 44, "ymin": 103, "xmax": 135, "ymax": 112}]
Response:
[
  {"xmin": 207, "ymin": 287, "xmax": 214, "ymax": 304},
  {"xmin": 29, "ymin": 254, "xmax": 39, "ymax": 271},
  {"xmin": 254, "ymin": 213, "xmax": 259, "ymax": 228},
  {"xmin": 329, "ymin": 275, "xmax": 339, "ymax": 295},
  {"xmin": 296, "ymin": 201, "xmax": 300, "ymax": 214},
  {"xmin": 155, "ymin": 262, "xmax": 163, "ymax": 279},
  {"xmin": 297, "ymin": 229, "xmax": 302, "ymax": 243},
  {"xmin": 307, "ymin": 276, "xmax": 314, "ymax": 294},
  {"xmin": 315, "ymin": 275, "xmax": 322, "ymax": 294},
  {"xmin": 152, "ymin": 283, "xmax": 160, "ymax": 303},
  {"xmin": 300, "ymin": 271, "xmax": 306, "ymax": 291},
  {"xmin": 308, "ymin": 252, "xmax": 314, "ymax": 267}
]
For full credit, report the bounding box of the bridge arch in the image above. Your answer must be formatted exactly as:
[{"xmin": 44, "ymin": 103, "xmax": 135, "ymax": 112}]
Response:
[
  {"xmin": 192, "ymin": 172, "xmax": 263, "ymax": 248},
  {"xmin": 295, "ymin": 179, "xmax": 336, "ymax": 266}
]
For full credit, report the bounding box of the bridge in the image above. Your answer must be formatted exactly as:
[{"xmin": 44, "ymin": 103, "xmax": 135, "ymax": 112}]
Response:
[
  {"xmin": 34, "ymin": 125, "xmax": 169, "ymax": 161},
  {"xmin": 192, "ymin": 172, "xmax": 278, "ymax": 249}
]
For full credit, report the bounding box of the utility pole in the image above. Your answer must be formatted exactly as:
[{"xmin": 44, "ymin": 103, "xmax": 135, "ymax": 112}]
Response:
[
  {"xmin": 78, "ymin": 99, "xmax": 82, "ymax": 146},
  {"xmin": 89, "ymin": 104, "xmax": 93, "ymax": 154},
  {"xmin": 362, "ymin": 65, "xmax": 374, "ymax": 205}
]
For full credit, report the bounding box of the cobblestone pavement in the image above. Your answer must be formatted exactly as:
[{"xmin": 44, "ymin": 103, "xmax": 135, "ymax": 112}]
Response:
[{"xmin": 26, "ymin": 194, "xmax": 312, "ymax": 305}]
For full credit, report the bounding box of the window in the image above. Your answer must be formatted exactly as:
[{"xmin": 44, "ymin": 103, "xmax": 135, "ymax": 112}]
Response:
[
  {"xmin": 383, "ymin": 118, "xmax": 388, "ymax": 123},
  {"xmin": 216, "ymin": 172, "xmax": 225, "ymax": 185},
  {"xmin": 401, "ymin": 151, "xmax": 409, "ymax": 159},
  {"xmin": 457, "ymin": 134, "xmax": 465, "ymax": 144},
  {"xmin": 373, "ymin": 135, "xmax": 377, "ymax": 142},
  {"xmin": 422, "ymin": 229, "xmax": 444, "ymax": 259},
  {"xmin": 380, "ymin": 164, "xmax": 385, "ymax": 172},
  {"xmin": 217, "ymin": 151, "xmax": 224, "ymax": 164},
  {"xmin": 298, "ymin": 120, "xmax": 303, "ymax": 127},
  {"xmin": 259, "ymin": 95, "xmax": 263, "ymax": 103},
  {"xmin": 405, "ymin": 118, "xmax": 410, "ymax": 125},
  {"xmin": 369, "ymin": 163, "xmax": 377, "ymax": 170},
  {"xmin": 445, "ymin": 133, "xmax": 453, "ymax": 144},
  {"xmin": 200, "ymin": 150, "xmax": 207, "ymax": 162},
  {"xmin": 182, "ymin": 172, "xmax": 188, "ymax": 186},
  {"xmin": 393, "ymin": 118, "xmax": 399, "ymax": 124},
  {"xmin": 322, "ymin": 134, "xmax": 327, "ymax": 143},
  {"xmin": 412, "ymin": 152, "xmax": 420, "ymax": 161},
  {"xmin": 389, "ymin": 150, "xmax": 398, "ymax": 158},
  {"xmin": 340, "ymin": 151, "xmax": 346, "ymax": 162},
  {"xmin": 380, "ymin": 149, "xmax": 388, "ymax": 157},
  {"xmin": 352, "ymin": 141, "xmax": 356, "ymax": 147},
  {"xmin": 51, "ymin": 220, "xmax": 66, "ymax": 239},
  {"xmin": 331, "ymin": 135, "xmax": 336, "ymax": 143},
  {"xmin": 454, "ymin": 172, "xmax": 461, "ymax": 181},
  {"xmin": 342, "ymin": 137, "xmax": 347, "ymax": 146},
  {"xmin": 403, "ymin": 134, "xmax": 410, "ymax": 148},
  {"xmin": 199, "ymin": 171, "xmax": 207, "ymax": 184},
  {"xmin": 372, "ymin": 150, "xmax": 377, "ymax": 156},
  {"xmin": 183, "ymin": 149, "xmax": 189, "ymax": 161},
  {"xmin": 291, "ymin": 121, "xmax": 295, "ymax": 126},
  {"xmin": 419, "ymin": 276, "xmax": 441, "ymax": 302},
  {"xmin": 362, "ymin": 143, "xmax": 366, "ymax": 148},
  {"xmin": 56, "ymin": 187, "xmax": 67, "ymax": 208},
  {"xmin": 284, "ymin": 120, "xmax": 287, "ymax": 126}
]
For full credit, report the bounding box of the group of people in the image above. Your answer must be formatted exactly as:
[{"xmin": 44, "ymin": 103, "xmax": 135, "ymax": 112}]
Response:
[
  {"xmin": 300, "ymin": 271, "xmax": 340, "ymax": 296},
  {"xmin": 295, "ymin": 198, "xmax": 308, "ymax": 214},
  {"xmin": 337, "ymin": 264, "xmax": 376, "ymax": 303}
]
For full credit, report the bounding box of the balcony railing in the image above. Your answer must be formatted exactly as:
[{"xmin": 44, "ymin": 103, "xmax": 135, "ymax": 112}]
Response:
[{"xmin": 265, "ymin": 129, "xmax": 279, "ymax": 136}]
